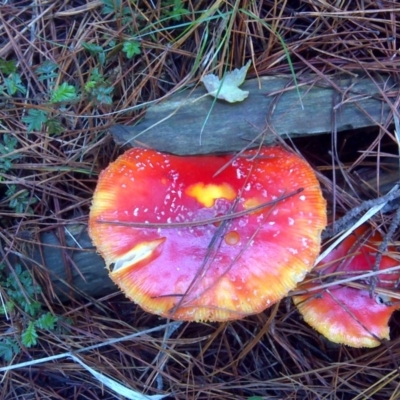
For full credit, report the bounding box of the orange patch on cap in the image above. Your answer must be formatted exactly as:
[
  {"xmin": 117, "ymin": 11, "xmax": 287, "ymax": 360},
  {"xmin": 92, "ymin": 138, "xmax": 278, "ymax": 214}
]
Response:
[
  {"xmin": 185, "ymin": 182, "xmax": 236, "ymax": 207},
  {"xmin": 224, "ymin": 231, "xmax": 240, "ymax": 245},
  {"xmin": 243, "ymin": 197, "xmax": 265, "ymax": 214}
]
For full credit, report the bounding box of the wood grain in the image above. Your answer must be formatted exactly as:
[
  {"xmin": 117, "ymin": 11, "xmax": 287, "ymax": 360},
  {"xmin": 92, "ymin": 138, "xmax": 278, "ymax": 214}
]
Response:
[{"xmin": 110, "ymin": 75, "xmax": 395, "ymax": 155}]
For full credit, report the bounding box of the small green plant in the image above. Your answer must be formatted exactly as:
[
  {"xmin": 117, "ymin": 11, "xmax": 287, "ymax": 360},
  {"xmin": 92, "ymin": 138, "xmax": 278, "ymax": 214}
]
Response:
[
  {"xmin": 44, "ymin": 118, "xmax": 65, "ymax": 136},
  {"xmin": 5, "ymin": 185, "xmax": 37, "ymax": 214},
  {"xmin": 22, "ymin": 108, "xmax": 66, "ymax": 135},
  {"xmin": 36, "ymin": 60, "xmax": 59, "ymax": 81},
  {"xmin": 22, "ymin": 109, "xmax": 49, "ymax": 132},
  {"xmin": 122, "ymin": 40, "xmax": 141, "ymax": 59},
  {"xmin": 162, "ymin": 0, "xmax": 189, "ymax": 22},
  {"xmin": 0, "ymin": 337, "xmax": 20, "ymax": 362},
  {"xmin": 50, "ymin": 82, "xmax": 78, "ymax": 104},
  {"xmin": 101, "ymin": 0, "xmax": 133, "ymax": 24},
  {"xmin": 82, "ymin": 42, "xmax": 106, "ymax": 66},
  {"xmin": 84, "ymin": 67, "xmax": 114, "ymax": 105},
  {"xmin": 101, "ymin": 0, "xmax": 122, "ymax": 14},
  {"xmin": 0, "ymin": 59, "xmax": 26, "ymax": 96},
  {"xmin": 2, "ymin": 72, "xmax": 27, "ymax": 96},
  {"xmin": 0, "ymin": 59, "xmax": 72, "ymax": 134},
  {"xmin": 0, "ymin": 59, "xmax": 18, "ymax": 75},
  {"xmin": 8, "ymin": 59, "xmax": 77, "ymax": 134},
  {"xmin": 0, "ymin": 264, "xmax": 60, "ymax": 361},
  {"xmin": 0, "ymin": 134, "xmax": 21, "ymax": 173}
]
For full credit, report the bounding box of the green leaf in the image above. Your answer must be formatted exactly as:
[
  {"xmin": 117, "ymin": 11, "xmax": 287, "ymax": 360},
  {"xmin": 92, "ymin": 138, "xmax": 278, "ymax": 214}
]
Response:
[
  {"xmin": 50, "ymin": 82, "xmax": 77, "ymax": 103},
  {"xmin": 0, "ymin": 134, "xmax": 21, "ymax": 172},
  {"xmin": 14, "ymin": 263, "xmax": 22, "ymax": 276},
  {"xmin": 108, "ymin": 39, "xmax": 117, "ymax": 48},
  {"xmin": 36, "ymin": 61, "xmax": 58, "ymax": 81},
  {"xmin": 4, "ymin": 73, "xmax": 26, "ymax": 95},
  {"xmin": 1, "ymin": 133, "xmax": 18, "ymax": 154},
  {"xmin": 91, "ymin": 85, "xmax": 114, "ymax": 105},
  {"xmin": 84, "ymin": 67, "xmax": 104, "ymax": 91},
  {"xmin": 3, "ymin": 264, "xmax": 42, "ymax": 315},
  {"xmin": 8, "ymin": 188, "xmax": 37, "ymax": 214},
  {"xmin": 22, "ymin": 109, "xmax": 48, "ymax": 132},
  {"xmin": 0, "ymin": 338, "xmax": 20, "ymax": 361},
  {"xmin": 163, "ymin": 0, "xmax": 189, "ymax": 21},
  {"xmin": 122, "ymin": 40, "xmax": 141, "ymax": 59},
  {"xmin": 0, "ymin": 300, "xmax": 14, "ymax": 315},
  {"xmin": 82, "ymin": 42, "xmax": 103, "ymax": 55},
  {"xmin": 0, "ymin": 59, "xmax": 17, "ymax": 74},
  {"xmin": 101, "ymin": 0, "xmax": 122, "ymax": 15},
  {"xmin": 84, "ymin": 68, "xmax": 114, "ymax": 105},
  {"xmin": 82, "ymin": 42, "xmax": 106, "ymax": 65},
  {"xmin": 85, "ymin": 81, "xmax": 96, "ymax": 91},
  {"xmin": 45, "ymin": 118, "xmax": 64, "ymax": 136},
  {"xmin": 35, "ymin": 312, "xmax": 58, "ymax": 330},
  {"xmin": 21, "ymin": 321, "xmax": 38, "ymax": 348}
]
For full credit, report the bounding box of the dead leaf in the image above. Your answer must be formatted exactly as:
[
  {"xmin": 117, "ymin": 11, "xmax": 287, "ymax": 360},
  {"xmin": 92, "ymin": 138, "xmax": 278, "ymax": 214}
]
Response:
[{"xmin": 201, "ymin": 60, "xmax": 251, "ymax": 103}]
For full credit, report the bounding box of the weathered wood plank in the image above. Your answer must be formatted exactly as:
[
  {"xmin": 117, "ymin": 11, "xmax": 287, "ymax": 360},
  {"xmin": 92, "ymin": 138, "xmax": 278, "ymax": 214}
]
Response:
[
  {"xmin": 32, "ymin": 225, "xmax": 116, "ymax": 300},
  {"xmin": 110, "ymin": 75, "xmax": 395, "ymax": 155}
]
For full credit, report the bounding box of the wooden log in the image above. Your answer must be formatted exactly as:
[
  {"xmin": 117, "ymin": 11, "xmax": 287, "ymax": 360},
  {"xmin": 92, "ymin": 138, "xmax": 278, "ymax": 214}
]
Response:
[
  {"xmin": 110, "ymin": 75, "xmax": 395, "ymax": 155},
  {"xmin": 33, "ymin": 170, "xmax": 400, "ymax": 301},
  {"xmin": 32, "ymin": 74, "xmax": 398, "ymax": 299},
  {"xmin": 32, "ymin": 225, "xmax": 116, "ymax": 300}
]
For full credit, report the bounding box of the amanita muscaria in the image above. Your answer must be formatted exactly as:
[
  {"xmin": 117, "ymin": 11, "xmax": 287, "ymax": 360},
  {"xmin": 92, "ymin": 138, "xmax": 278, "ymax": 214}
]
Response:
[
  {"xmin": 293, "ymin": 225, "xmax": 400, "ymax": 347},
  {"xmin": 89, "ymin": 146, "xmax": 327, "ymax": 321}
]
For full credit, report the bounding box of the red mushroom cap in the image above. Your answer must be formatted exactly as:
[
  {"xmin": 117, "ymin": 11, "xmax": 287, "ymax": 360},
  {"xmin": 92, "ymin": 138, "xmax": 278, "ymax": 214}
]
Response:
[
  {"xmin": 89, "ymin": 146, "xmax": 326, "ymax": 321},
  {"xmin": 293, "ymin": 226, "xmax": 400, "ymax": 347}
]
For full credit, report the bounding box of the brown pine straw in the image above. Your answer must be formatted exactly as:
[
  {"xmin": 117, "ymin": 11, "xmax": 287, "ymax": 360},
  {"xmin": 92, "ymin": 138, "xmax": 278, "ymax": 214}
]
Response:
[{"xmin": 1, "ymin": 0, "xmax": 400, "ymax": 398}]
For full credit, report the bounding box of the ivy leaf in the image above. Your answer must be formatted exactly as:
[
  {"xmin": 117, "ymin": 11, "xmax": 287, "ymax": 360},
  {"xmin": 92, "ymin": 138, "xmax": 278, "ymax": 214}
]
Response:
[
  {"xmin": 201, "ymin": 60, "xmax": 251, "ymax": 103},
  {"xmin": 21, "ymin": 321, "xmax": 38, "ymax": 348},
  {"xmin": 22, "ymin": 109, "xmax": 48, "ymax": 132},
  {"xmin": 35, "ymin": 312, "xmax": 58, "ymax": 330},
  {"xmin": 122, "ymin": 41, "xmax": 141, "ymax": 59},
  {"xmin": 50, "ymin": 82, "xmax": 77, "ymax": 103}
]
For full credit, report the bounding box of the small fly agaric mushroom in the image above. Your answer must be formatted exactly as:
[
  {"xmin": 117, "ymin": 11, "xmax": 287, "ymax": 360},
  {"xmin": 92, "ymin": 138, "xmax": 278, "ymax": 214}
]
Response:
[
  {"xmin": 293, "ymin": 225, "xmax": 400, "ymax": 347},
  {"xmin": 89, "ymin": 146, "xmax": 326, "ymax": 321}
]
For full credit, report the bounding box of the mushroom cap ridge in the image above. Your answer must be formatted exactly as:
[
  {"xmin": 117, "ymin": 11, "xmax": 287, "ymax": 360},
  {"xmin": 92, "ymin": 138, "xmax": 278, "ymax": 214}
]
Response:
[{"xmin": 89, "ymin": 146, "xmax": 327, "ymax": 321}]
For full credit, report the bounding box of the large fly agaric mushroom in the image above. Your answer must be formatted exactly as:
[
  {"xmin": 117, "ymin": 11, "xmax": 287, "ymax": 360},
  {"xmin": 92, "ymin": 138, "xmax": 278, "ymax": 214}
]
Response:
[
  {"xmin": 89, "ymin": 146, "xmax": 326, "ymax": 321},
  {"xmin": 293, "ymin": 225, "xmax": 400, "ymax": 347}
]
